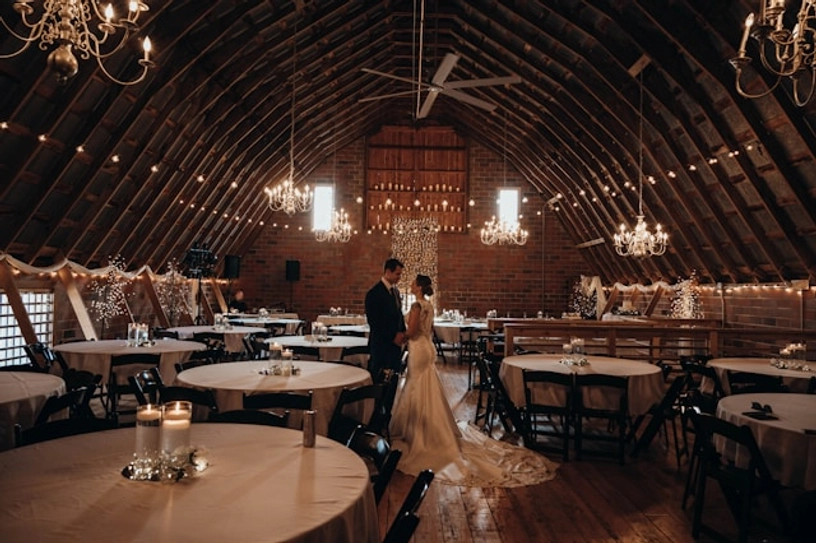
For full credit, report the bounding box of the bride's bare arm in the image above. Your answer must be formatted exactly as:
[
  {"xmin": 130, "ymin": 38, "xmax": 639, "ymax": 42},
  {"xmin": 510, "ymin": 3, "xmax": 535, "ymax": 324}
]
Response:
[{"xmin": 405, "ymin": 302, "xmax": 421, "ymax": 339}]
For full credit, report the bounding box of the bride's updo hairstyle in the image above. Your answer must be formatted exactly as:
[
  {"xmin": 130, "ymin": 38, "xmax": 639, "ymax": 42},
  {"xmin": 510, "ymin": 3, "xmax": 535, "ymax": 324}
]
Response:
[{"xmin": 416, "ymin": 274, "xmax": 434, "ymax": 297}]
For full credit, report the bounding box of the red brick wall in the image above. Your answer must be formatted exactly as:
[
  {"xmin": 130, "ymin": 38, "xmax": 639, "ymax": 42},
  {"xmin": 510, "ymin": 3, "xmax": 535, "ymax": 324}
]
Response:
[{"xmin": 236, "ymin": 136, "xmax": 588, "ymax": 323}]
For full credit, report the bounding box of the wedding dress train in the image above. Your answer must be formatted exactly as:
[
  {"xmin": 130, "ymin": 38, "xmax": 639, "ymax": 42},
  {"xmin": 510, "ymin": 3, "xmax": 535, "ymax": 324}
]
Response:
[{"xmin": 390, "ymin": 299, "xmax": 558, "ymax": 487}]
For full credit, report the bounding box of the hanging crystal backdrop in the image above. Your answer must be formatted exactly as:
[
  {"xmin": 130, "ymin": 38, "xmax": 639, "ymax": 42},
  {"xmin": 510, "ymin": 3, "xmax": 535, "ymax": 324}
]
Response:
[{"xmin": 391, "ymin": 217, "xmax": 439, "ymax": 306}]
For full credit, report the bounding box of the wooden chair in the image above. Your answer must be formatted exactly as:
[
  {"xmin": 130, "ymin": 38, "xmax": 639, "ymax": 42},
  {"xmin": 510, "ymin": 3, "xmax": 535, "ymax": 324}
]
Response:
[
  {"xmin": 152, "ymin": 328, "xmax": 180, "ymax": 339},
  {"xmin": 348, "ymin": 429, "xmax": 403, "ymax": 504},
  {"xmin": 327, "ymin": 383, "xmax": 385, "ymax": 445},
  {"xmin": 574, "ymin": 374, "xmax": 629, "ymax": 465},
  {"xmin": 243, "ymin": 390, "xmax": 313, "ymax": 427},
  {"xmin": 340, "ymin": 344, "xmax": 370, "ymax": 368},
  {"xmin": 689, "ymin": 412, "xmax": 791, "ymax": 543},
  {"xmin": 726, "ymin": 371, "xmax": 789, "ymax": 395},
  {"xmin": 33, "ymin": 387, "xmax": 88, "ymax": 425},
  {"xmin": 521, "ymin": 369, "xmax": 574, "ymax": 461},
  {"xmin": 159, "ymin": 387, "xmax": 219, "ymax": 421},
  {"xmin": 209, "ymin": 409, "xmax": 289, "ymax": 427},
  {"xmin": 174, "ymin": 357, "xmax": 216, "ymax": 375},
  {"xmin": 458, "ymin": 326, "xmax": 480, "ymax": 389},
  {"xmin": 382, "ymin": 469, "xmax": 435, "ymax": 543},
  {"xmin": 129, "ymin": 367, "xmax": 166, "ymax": 406},
  {"xmin": 629, "ymin": 374, "xmax": 688, "ymax": 466},
  {"xmin": 107, "ymin": 353, "xmax": 161, "ymax": 424},
  {"xmin": 291, "ymin": 345, "xmax": 321, "ymax": 360},
  {"xmin": 14, "ymin": 418, "xmax": 116, "ymax": 447}
]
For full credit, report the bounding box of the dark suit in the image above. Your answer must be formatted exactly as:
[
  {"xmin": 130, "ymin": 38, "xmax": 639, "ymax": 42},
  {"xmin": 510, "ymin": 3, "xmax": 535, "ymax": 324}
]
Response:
[{"xmin": 365, "ymin": 280, "xmax": 405, "ymax": 379}]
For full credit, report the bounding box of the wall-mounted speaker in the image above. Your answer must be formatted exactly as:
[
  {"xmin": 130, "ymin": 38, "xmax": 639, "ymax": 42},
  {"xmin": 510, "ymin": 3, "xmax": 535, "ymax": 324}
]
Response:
[
  {"xmin": 285, "ymin": 260, "xmax": 300, "ymax": 282},
  {"xmin": 223, "ymin": 255, "xmax": 241, "ymax": 279}
]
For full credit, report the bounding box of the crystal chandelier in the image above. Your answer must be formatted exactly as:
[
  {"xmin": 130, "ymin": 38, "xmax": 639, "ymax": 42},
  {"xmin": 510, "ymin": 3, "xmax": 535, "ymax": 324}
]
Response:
[
  {"xmin": 0, "ymin": 1, "xmax": 154, "ymax": 85},
  {"xmin": 613, "ymin": 69, "xmax": 667, "ymax": 258},
  {"xmin": 481, "ymin": 113, "xmax": 528, "ymax": 246},
  {"xmin": 265, "ymin": 30, "xmax": 312, "ymax": 215},
  {"xmin": 480, "ymin": 216, "xmax": 528, "ymax": 245},
  {"xmin": 315, "ymin": 208, "xmax": 352, "ymax": 243},
  {"xmin": 730, "ymin": 2, "xmax": 816, "ymax": 106}
]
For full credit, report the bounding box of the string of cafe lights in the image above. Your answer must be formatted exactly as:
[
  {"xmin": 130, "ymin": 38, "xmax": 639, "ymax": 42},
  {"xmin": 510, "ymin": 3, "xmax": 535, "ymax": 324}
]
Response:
[
  {"xmin": 544, "ymin": 139, "xmax": 765, "ymax": 213},
  {"xmin": 3, "ymin": 120, "xmax": 766, "ymax": 228}
]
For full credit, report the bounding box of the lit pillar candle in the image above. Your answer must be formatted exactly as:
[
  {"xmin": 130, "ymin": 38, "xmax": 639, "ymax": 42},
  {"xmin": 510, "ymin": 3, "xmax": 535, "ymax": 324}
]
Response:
[
  {"xmin": 161, "ymin": 401, "xmax": 192, "ymax": 456},
  {"xmin": 135, "ymin": 404, "xmax": 161, "ymax": 460}
]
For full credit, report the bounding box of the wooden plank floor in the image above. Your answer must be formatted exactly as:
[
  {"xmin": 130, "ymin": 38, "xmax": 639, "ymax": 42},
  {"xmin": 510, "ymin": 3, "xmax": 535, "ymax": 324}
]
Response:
[{"xmin": 376, "ymin": 360, "xmax": 794, "ymax": 542}]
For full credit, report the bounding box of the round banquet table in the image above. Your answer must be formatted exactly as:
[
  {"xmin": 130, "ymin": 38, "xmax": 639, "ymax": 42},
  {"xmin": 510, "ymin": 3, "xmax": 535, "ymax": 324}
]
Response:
[
  {"xmin": 716, "ymin": 393, "xmax": 816, "ymax": 490},
  {"xmin": 176, "ymin": 361, "xmax": 372, "ymax": 435},
  {"xmin": 315, "ymin": 314, "xmax": 368, "ymax": 326},
  {"xmin": 0, "ymin": 372, "xmax": 66, "ymax": 451},
  {"xmin": 708, "ymin": 357, "xmax": 813, "ymax": 394},
  {"xmin": 0, "ymin": 423, "xmax": 379, "ymax": 543},
  {"xmin": 433, "ymin": 320, "xmax": 489, "ymax": 344},
  {"xmin": 268, "ymin": 335, "xmax": 368, "ymax": 362},
  {"xmin": 168, "ymin": 325, "xmax": 267, "ymax": 353},
  {"xmin": 228, "ymin": 317, "xmax": 303, "ymax": 335},
  {"xmin": 54, "ymin": 339, "xmax": 205, "ymax": 383},
  {"xmin": 499, "ymin": 354, "xmax": 665, "ymax": 416}
]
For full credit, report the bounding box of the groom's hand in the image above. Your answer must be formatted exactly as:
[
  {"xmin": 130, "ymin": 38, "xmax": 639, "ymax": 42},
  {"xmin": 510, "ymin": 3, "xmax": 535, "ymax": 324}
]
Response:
[{"xmin": 394, "ymin": 332, "xmax": 406, "ymax": 345}]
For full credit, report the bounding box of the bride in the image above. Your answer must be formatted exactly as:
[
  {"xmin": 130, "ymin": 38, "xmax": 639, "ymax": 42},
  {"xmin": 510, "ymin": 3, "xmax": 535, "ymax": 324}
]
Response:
[{"xmin": 390, "ymin": 274, "xmax": 558, "ymax": 487}]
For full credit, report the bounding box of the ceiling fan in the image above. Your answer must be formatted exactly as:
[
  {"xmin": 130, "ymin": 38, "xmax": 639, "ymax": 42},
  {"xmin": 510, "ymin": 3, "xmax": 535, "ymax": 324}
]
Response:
[{"xmin": 359, "ymin": 52, "xmax": 521, "ymax": 119}]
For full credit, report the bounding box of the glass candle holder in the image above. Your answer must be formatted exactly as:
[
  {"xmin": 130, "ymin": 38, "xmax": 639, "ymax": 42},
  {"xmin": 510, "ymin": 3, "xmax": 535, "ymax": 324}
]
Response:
[
  {"xmin": 134, "ymin": 404, "xmax": 162, "ymax": 479},
  {"xmin": 161, "ymin": 401, "xmax": 192, "ymax": 458},
  {"xmin": 281, "ymin": 350, "xmax": 293, "ymax": 376}
]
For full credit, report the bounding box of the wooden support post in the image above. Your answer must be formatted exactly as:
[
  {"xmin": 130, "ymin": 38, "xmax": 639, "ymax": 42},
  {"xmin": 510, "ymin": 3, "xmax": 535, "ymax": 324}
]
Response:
[
  {"xmin": 0, "ymin": 260, "xmax": 38, "ymax": 345},
  {"xmin": 56, "ymin": 266, "xmax": 98, "ymax": 341},
  {"xmin": 141, "ymin": 271, "xmax": 169, "ymax": 328}
]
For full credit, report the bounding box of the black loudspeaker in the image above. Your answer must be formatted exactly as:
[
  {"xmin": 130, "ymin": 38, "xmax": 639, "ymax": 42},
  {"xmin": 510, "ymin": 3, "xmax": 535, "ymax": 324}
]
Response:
[
  {"xmin": 285, "ymin": 260, "xmax": 300, "ymax": 282},
  {"xmin": 223, "ymin": 255, "xmax": 241, "ymax": 279}
]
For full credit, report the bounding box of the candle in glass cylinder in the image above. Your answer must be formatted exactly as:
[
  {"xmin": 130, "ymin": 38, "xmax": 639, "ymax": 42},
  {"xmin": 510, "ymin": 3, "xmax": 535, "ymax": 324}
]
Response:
[
  {"xmin": 161, "ymin": 401, "xmax": 192, "ymax": 456},
  {"xmin": 135, "ymin": 404, "xmax": 161, "ymax": 462},
  {"xmin": 281, "ymin": 349, "xmax": 293, "ymax": 376}
]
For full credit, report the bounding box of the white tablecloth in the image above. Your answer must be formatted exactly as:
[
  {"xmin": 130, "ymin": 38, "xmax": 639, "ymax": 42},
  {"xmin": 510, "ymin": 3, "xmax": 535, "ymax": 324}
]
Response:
[
  {"xmin": 433, "ymin": 321, "xmax": 489, "ymax": 345},
  {"xmin": 168, "ymin": 325, "xmax": 267, "ymax": 352},
  {"xmin": 316, "ymin": 315, "xmax": 368, "ymax": 326},
  {"xmin": 716, "ymin": 393, "xmax": 816, "ymax": 490},
  {"xmin": 176, "ymin": 361, "xmax": 372, "ymax": 435},
  {"xmin": 268, "ymin": 335, "xmax": 368, "ymax": 362},
  {"xmin": 499, "ymin": 354, "xmax": 665, "ymax": 416},
  {"xmin": 54, "ymin": 339, "xmax": 205, "ymax": 383},
  {"xmin": 227, "ymin": 317, "xmax": 303, "ymax": 335},
  {"xmin": 0, "ymin": 372, "xmax": 66, "ymax": 450},
  {"xmin": 0, "ymin": 424, "xmax": 379, "ymax": 542},
  {"xmin": 708, "ymin": 357, "xmax": 813, "ymax": 394}
]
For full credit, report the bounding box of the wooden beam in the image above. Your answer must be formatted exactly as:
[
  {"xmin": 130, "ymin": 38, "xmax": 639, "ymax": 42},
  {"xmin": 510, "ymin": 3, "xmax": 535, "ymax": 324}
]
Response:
[
  {"xmin": 0, "ymin": 261, "xmax": 38, "ymax": 345},
  {"xmin": 644, "ymin": 285, "xmax": 664, "ymax": 317},
  {"xmin": 210, "ymin": 278, "xmax": 227, "ymax": 313},
  {"xmin": 56, "ymin": 267, "xmax": 98, "ymax": 341},
  {"xmin": 140, "ymin": 271, "xmax": 169, "ymax": 328}
]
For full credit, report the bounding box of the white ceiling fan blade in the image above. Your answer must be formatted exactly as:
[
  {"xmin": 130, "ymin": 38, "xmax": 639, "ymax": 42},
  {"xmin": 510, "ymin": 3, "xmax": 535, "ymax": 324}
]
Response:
[
  {"xmin": 361, "ymin": 68, "xmax": 427, "ymax": 87},
  {"xmin": 445, "ymin": 75, "xmax": 521, "ymax": 90},
  {"xmin": 417, "ymin": 90, "xmax": 440, "ymax": 119},
  {"xmin": 431, "ymin": 53, "xmax": 460, "ymax": 86},
  {"xmin": 358, "ymin": 90, "xmax": 418, "ymax": 103},
  {"xmin": 442, "ymin": 89, "xmax": 497, "ymax": 112}
]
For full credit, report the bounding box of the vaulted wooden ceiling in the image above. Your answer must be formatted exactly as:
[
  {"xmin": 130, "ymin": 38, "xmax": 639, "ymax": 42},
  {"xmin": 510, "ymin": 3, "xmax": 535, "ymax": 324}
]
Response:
[{"xmin": 1, "ymin": 0, "xmax": 815, "ymax": 284}]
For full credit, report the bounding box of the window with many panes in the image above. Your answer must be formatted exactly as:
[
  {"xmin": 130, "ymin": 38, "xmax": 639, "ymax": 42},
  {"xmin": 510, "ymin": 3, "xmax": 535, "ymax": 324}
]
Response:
[{"xmin": 0, "ymin": 291, "xmax": 54, "ymax": 367}]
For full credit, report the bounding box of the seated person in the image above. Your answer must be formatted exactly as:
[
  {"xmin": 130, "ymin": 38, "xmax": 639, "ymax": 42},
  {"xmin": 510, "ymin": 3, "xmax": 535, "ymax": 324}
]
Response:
[{"xmin": 229, "ymin": 289, "xmax": 248, "ymax": 313}]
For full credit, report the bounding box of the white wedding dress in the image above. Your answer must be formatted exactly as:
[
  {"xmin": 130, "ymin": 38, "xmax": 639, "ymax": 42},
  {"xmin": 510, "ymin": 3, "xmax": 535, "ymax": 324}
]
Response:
[{"xmin": 390, "ymin": 299, "xmax": 558, "ymax": 487}]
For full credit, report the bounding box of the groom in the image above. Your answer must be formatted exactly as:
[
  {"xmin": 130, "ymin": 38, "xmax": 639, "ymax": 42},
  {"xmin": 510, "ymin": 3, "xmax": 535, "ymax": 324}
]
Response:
[{"xmin": 365, "ymin": 258, "xmax": 406, "ymax": 380}]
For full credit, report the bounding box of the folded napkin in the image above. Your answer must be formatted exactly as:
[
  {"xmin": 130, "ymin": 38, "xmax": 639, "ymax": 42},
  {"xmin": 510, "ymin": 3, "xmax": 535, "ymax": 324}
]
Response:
[{"xmin": 741, "ymin": 411, "xmax": 779, "ymax": 421}]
